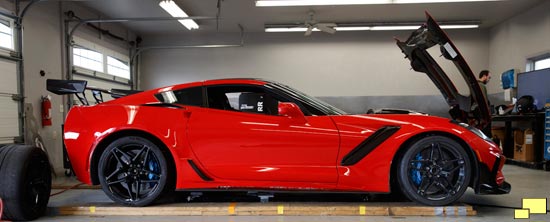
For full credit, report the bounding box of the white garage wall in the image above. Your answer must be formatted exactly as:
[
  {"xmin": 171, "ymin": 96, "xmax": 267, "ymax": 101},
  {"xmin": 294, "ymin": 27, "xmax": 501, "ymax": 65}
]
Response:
[
  {"xmin": 14, "ymin": 2, "xmax": 66, "ymax": 173},
  {"xmin": 140, "ymin": 29, "xmax": 489, "ymax": 97},
  {"xmin": 488, "ymin": 0, "xmax": 550, "ymax": 94}
]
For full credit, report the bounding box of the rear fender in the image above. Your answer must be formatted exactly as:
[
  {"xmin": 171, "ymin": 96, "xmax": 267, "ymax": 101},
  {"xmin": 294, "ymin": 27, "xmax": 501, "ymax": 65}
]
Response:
[{"xmin": 65, "ymin": 105, "xmax": 190, "ymax": 185}]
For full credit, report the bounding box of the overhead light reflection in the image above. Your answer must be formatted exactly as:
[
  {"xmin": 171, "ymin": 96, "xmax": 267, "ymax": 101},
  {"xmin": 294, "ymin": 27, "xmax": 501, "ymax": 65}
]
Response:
[
  {"xmin": 159, "ymin": 0, "xmax": 199, "ymax": 30},
  {"xmin": 256, "ymin": 0, "xmax": 501, "ymax": 7},
  {"xmin": 265, "ymin": 24, "xmax": 478, "ymax": 32}
]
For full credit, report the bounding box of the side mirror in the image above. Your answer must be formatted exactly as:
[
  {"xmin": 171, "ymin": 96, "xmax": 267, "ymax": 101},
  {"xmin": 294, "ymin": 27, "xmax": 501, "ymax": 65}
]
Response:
[{"xmin": 278, "ymin": 102, "xmax": 307, "ymax": 124}]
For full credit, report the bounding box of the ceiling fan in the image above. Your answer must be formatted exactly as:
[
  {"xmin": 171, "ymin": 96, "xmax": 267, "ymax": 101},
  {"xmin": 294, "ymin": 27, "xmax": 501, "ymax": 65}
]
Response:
[{"xmin": 304, "ymin": 10, "xmax": 336, "ymax": 36}]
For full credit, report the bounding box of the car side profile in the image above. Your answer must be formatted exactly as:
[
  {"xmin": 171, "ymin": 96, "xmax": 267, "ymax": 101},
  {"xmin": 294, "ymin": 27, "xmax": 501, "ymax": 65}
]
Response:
[{"xmin": 48, "ymin": 13, "xmax": 510, "ymax": 207}]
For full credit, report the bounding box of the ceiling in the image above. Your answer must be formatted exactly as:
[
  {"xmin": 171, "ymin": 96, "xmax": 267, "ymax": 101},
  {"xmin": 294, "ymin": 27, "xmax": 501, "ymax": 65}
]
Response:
[{"xmin": 80, "ymin": 0, "xmax": 544, "ymax": 35}]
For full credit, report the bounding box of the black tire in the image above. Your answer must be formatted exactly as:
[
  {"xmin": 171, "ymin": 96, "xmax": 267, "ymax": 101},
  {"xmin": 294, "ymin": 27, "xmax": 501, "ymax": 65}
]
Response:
[
  {"xmin": 0, "ymin": 145, "xmax": 52, "ymax": 221},
  {"xmin": 397, "ymin": 136, "xmax": 471, "ymax": 206},
  {"xmin": 98, "ymin": 136, "xmax": 169, "ymax": 207}
]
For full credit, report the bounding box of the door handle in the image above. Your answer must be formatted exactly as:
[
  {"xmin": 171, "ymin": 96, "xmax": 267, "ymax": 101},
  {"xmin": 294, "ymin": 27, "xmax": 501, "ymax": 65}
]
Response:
[{"xmin": 183, "ymin": 110, "xmax": 192, "ymax": 118}]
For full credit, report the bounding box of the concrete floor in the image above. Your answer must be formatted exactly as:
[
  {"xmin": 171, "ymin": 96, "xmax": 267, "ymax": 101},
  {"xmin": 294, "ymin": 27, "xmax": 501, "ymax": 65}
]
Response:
[{"xmin": 37, "ymin": 164, "xmax": 550, "ymax": 222}]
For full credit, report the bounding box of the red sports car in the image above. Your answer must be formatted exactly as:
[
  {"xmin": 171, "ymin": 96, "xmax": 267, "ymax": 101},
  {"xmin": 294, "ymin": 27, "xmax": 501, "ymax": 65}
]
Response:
[{"xmin": 48, "ymin": 14, "xmax": 509, "ymax": 207}]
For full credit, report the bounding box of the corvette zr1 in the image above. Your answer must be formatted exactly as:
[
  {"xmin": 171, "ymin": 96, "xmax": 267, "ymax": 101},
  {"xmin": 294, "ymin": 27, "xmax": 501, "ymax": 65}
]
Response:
[{"xmin": 48, "ymin": 13, "xmax": 510, "ymax": 206}]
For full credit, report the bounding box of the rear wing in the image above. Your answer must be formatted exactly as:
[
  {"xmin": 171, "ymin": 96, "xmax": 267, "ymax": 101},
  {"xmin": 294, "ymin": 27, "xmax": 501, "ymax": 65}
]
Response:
[{"xmin": 46, "ymin": 79, "xmax": 142, "ymax": 105}]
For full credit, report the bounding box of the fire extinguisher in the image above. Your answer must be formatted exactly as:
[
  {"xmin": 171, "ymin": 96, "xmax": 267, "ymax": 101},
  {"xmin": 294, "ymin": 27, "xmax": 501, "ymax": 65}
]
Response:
[{"xmin": 41, "ymin": 95, "xmax": 52, "ymax": 127}]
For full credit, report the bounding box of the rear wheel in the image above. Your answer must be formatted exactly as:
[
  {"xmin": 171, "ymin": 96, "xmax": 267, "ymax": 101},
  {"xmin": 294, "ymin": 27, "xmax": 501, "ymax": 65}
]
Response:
[
  {"xmin": 397, "ymin": 136, "xmax": 471, "ymax": 206},
  {"xmin": 0, "ymin": 145, "xmax": 52, "ymax": 221},
  {"xmin": 98, "ymin": 136, "xmax": 169, "ymax": 206}
]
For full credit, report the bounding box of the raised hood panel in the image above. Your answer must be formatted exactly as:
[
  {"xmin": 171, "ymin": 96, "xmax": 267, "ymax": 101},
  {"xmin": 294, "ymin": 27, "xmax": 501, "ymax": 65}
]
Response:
[{"xmin": 395, "ymin": 12, "xmax": 490, "ymax": 130}]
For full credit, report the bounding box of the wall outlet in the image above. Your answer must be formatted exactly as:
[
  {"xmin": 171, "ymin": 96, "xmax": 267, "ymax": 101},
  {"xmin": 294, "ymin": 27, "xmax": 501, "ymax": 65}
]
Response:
[{"xmin": 59, "ymin": 104, "xmax": 63, "ymax": 113}]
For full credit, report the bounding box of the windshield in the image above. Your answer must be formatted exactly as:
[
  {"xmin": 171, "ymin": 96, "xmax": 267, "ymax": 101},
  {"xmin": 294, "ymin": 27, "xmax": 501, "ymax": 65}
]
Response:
[{"xmin": 266, "ymin": 82, "xmax": 347, "ymax": 115}]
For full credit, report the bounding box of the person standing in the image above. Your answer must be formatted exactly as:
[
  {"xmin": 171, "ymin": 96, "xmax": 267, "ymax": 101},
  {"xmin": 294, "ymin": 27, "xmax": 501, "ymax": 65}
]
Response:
[{"xmin": 478, "ymin": 70, "xmax": 492, "ymax": 138}]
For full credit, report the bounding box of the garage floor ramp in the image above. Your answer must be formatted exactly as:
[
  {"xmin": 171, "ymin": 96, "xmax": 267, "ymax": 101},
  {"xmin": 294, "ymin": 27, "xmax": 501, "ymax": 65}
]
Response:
[{"xmin": 48, "ymin": 178, "xmax": 475, "ymax": 217}]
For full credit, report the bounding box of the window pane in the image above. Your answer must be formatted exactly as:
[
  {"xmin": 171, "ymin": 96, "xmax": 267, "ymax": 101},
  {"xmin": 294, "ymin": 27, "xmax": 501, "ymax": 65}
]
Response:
[
  {"xmin": 73, "ymin": 48, "xmax": 104, "ymax": 72},
  {"xmin": 0, "ymin": 20, "xmax": 13, "ymax": 50},
  {"xmin": 107, "ymin": 56, "xmax": 130, "ymax": 79},
  {"xmin": 155, "ymin": 87, "xmax": 203, "ymax": 107},
  {"xmin": 0, "ymin": 20, "xmax": 11, "ymax": 34},
  {"xmin": 534, "ymin": 57, "xmax": 550, "ymax": 70},
  {"xmin": 0, "ymin": 33, "xmax": 13, "ymax": 49},
  {"xmin": 206, "ymin": 86, "xmax": 280, "ymax": 115}
]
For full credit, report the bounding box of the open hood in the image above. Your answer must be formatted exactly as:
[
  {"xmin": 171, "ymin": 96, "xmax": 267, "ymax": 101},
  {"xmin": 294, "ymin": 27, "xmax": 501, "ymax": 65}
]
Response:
[{"xmin": 396, "ymin": 12, "xmax": 490, "ymax": 130}]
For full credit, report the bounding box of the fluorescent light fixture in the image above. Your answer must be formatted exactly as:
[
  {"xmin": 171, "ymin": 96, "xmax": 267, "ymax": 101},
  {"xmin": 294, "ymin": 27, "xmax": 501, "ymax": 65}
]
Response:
[
  {"xmin": 192, "ymin": 45, "xmax": 243, "ymax": 48},
  {"xmin": 371, "ymin": 24, "xmax": 478, "ymax": 30},
  {"xmin": 440, "ymin": 24, "xmax": 479, "ymax": 29},
  {"xmin": 159, "ymin": 0, "xmax": 199, "ymax": 30},
  {"xmin": 265, "ymin": 27, "xmax": 311, "ymax": 32},
  {"xmin": 256, "ymin": 0, "xmax": 501, "ymax": 6},
  {"xmin": 265, "ymin": 24, "xmax": 478, "ymax": 32},
  {"xmin": 265, "ymin": 27, "xmax": 373, "ymax": 32},
  {"xmin": 370, "ymin": 25, "xmax": 420, "ymax": 30},
  {"xmin": 257, "ymin": 0, "xmax": 390, "ymax": 6},
  {"xmin": 335, "ymin": 26, "xmax": 372, "ymax": 31},
  {"xmin": 394, "ymin": 0, "xmax": 500, "ymax": 3}
]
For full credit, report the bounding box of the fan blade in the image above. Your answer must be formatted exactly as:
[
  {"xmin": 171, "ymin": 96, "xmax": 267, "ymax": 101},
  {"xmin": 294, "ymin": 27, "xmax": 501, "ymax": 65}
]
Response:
[
  {"xmin": 305, "ymin": 26, "xmax": 313, "ymax": 36},
  {"xmin": 317, "ymin": 24, "xmax": 336, "ymax": 34}
]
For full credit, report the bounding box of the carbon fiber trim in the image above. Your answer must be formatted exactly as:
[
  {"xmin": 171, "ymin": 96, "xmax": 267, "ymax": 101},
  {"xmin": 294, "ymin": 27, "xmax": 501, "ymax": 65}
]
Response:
[
  {"xmin": 341, "ymin": 126, "xmax": 400, "ymax": 166},
  {"xmin": 188, "ymin": 159, "xmax": 213, "ymax": 181}
]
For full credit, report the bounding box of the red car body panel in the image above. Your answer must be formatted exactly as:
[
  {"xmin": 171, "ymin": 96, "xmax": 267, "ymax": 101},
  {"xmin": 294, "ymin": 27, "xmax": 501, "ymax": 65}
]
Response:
[
  {"xmin": 63, "ymin": 79, "xmax": 505, "ymax": 194},
  {"xmin": 186, "ymin": 108, "xmax": 340, "ymax": 183}
]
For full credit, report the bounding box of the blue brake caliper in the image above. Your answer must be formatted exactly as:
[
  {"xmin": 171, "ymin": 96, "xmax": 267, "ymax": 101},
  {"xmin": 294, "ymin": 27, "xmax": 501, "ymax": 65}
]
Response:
[
  {"xmin": 147, "ymin": 157, "xmax": 159, "ymax": 186},
  {"xmin": 410, "ymin": 153, "xmax": 423, "ymax": 186}
]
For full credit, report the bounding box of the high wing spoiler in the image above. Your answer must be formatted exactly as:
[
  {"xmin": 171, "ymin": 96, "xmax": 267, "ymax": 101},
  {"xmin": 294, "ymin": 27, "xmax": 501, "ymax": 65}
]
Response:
[{"xmin": 47, "ymin": 79, "xmax": 142, "ymax": 105}]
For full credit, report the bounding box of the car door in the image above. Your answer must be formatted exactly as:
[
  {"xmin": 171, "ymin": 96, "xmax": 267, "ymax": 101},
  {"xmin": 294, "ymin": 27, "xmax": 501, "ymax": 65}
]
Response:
[{"xmin": 186, "ymin": 84, "xmax": 340, "ymax": 183}]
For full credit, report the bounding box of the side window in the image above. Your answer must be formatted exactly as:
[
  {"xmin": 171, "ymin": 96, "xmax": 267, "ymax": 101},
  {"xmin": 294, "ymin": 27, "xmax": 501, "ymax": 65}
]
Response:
[
  {"xmin": 206, "ymin": 85, "xmax": 281, "ymax": 115},
  {"xmin": 155, "ymin": 86, "xmax": 203, "ymax": 107}
]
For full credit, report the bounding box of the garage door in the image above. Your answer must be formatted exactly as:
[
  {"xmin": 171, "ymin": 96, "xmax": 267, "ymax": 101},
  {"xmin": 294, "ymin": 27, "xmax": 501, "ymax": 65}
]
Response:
[
  {"xmin": 0, "ymin": 58, "xmax": 19, "ymax": 144},
  {"xmin": 73, "ymin": 73, "xmax": 131, "ymax": 105}
]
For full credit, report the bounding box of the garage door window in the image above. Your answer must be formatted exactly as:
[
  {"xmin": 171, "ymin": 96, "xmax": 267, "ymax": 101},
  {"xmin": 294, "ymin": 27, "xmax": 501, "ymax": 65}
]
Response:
[
  {"xmin": 73, "ymin": 47, "xmax": 104, "ymax": 73},
  {"xmin": 534, "ymin": 57, "xmax": 550, "ymax": 70},
  {"xmin": 71, "ymin": 37, "xmax": 131, "ymax": 83},
  {"xmin": 527, "ymin": 54, "xmax": 550, "ymax": 71},
  {"xmin": 107, "ymin": 56, "xmax": 130, "ymax": 79},
  {"xmin": 0, "ymin": 17, "xmax": 14, "ymax": 50}
]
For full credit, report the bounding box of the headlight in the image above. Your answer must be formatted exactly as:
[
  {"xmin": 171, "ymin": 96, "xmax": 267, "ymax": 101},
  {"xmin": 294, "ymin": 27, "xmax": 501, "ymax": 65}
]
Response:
[
  {"xmin": 467, "ymin": 125, "xmax": 492, "ymax": 141},
  {"xmin": 455, "ymin": 122, "xmax": 493, "ymax": 142}
]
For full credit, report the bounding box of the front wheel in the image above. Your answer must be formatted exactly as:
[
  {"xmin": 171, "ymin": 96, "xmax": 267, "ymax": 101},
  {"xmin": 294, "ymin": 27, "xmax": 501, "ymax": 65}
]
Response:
[
  {"xmin": 397, "ymin": 136, "xmax": 471, "ymax": 206},
  {"xmin": 98, "ymin": 136, "xmax": 169, "ymax": 206}
]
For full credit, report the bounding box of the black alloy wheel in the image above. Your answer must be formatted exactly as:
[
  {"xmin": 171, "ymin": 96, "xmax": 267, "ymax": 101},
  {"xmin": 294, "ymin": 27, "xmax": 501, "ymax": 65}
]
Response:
[
  {"xmin": 397, "ymin": 136, "xmax": 471, "ymax": 206},
  {"xmin": 98, "ymin": 136, "xmax": 169, "ymax": 206}
]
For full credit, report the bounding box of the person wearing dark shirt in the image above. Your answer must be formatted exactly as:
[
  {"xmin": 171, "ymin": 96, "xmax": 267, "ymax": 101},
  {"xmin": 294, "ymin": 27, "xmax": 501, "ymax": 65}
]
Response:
[{"xmin": 478, "ymin": 70, "xmax": 492, "ymax": 138}]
